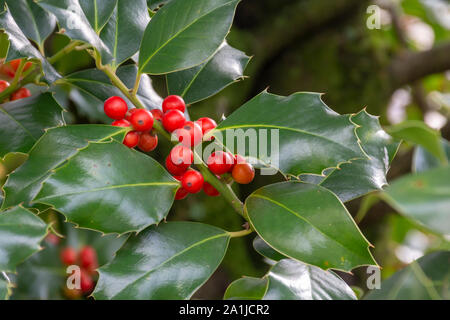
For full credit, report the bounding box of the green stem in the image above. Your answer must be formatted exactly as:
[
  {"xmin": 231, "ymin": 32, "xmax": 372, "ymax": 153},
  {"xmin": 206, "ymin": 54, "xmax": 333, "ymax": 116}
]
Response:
[
  {"xmin": 48, "ymin": 41, "xmax": 82, "ymax": 64},
  {"xmin": 94, "ymin": 53, "xmax": 245, "ymax": 218},
  {"xmin": 228, "ymin": 228, "xmax": 253, "ymax": 238},
  {"xmin": 131, "ymin": 71, "xmax": 142, "ymax": 96}
]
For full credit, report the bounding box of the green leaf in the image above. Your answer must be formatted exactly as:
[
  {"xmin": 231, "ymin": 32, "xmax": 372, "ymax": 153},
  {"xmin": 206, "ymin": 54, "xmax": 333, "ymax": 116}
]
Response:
[
  {"xmin": 38, "ymin": 0, "xmax": 113, "ymax": 64},
  {"xmin": 382, "ymin": 166, "xmax": 450, "ymax": 235},
  {"xmin": 365, "ymin": 251, "xmax": 450, "ymax": 300},
  {"xmin": 0, "ymin": 206, "xmax": 48, "ymax": 272},
  {"xmin": 34, "ymin": 141, "xmax": 179, "ymax": 234},
  {"xmin": 413, "ymin": 139, "xmax": 450, "ymax": 173},
  {"xmin": 1, "ymin": 125, "xmax": 127, "ymax": 210},
  {"xmin": 147, "ymin": 0, "xmax": 169, "ymax": 10},
  {"xmin": 79, "ymin": 0, "xmax": 117, "ymax": 33},
  {"xmin": 11, "ymin": 241, "xmax": 65, "ymax": 300},
  {"xmin": 263, "ymin": 259, "xmax": 357, "ymax": 300},
  {"xmin": 253, "ymin": 236, "xmax": 286, "ymax": 262},
  {"xmin": 224, "ymin": 277, "xmax": 268, "ymax": 300},
  {"xmin": 0, "ymin": 8, "xmax": 60, "ymax": 83},
  {"xmin": 93, "ymin": 222, "xmax": 230, "ymax": 299},
  {"xmin": 387, "ymin": 120, "xmax": 448, "ymax": 165},
  {"xmin": 316, "ymin": 110, "xmax": 399, "ymax": 202},
  {"xmin": 0, "ymin": 92, "xmax": 65, "ymax": 158},
  {"xmin": 245, "ymin": 181, "xmax": 375, "ymax": 271},
  {"xmin": 100, "ymin": 0, "xmax": 150, "ymax": 68},
  {"xmin": 167, "ymin": 42, "xmax": 250, "ymax": 104},
  {"xmin": 0, "ymin": 278, "xmax": 12, "ymax": 300},
  {"xmin": 5, "ymin": 0, "xmax": 56, "ymax": 48},
  {"xmin": 139, "ymin": 0, "xmax": 240, "ymax": 74},
  {"xmin": 212, "ymin": 92, "xmax": 366, "ymax": 176},
  {"xmin": 63, "ymin": 65, "xmax": 162, "ymax": 122}
]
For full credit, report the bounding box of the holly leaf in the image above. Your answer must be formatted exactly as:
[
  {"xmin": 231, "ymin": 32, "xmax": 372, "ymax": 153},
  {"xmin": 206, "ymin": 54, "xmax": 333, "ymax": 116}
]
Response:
[
  {"xmin": 382, "ymin": 166, "xmax": 450, "ymax": 235},
  {"xmin": 245, "ymin": 181, "xmax": 375, "ymax": 271},
  {"xmin": 262, "ymin": 259, "xmax": 357, "ymax": 300},
  {"xmin": 139, "ymin": 0, "xmax": 240, "ymax": 74},
  {"xmin": 79, "ymin": 0, "xmax": 117, "ymax": 33},
  {"xmin": 100, "ymin": 0, "xmax": 150, "ymax": 68},
  {"xmin": 253, "ymin": 236, "xmax": 286, "ymax": 262},
  {"xmin": 224, "ymin": 277, "xmax": 268, "ymax": 300},
  {"xmin": 0, "ymin": 206, "xmax": 48, "ymax": 272},
  {"xmin": 5, "ymin": 0, "xmax": 56, "ymax": 50},
  {"xmin": 314, "ymin": 110, "xmax": 399, "ymax": 202},
  {"xmin": 0, "ymin": 93, "xmax": 65, "ymax": 158},
  {"xmin": 0, "ymin": 8, "xmax": 60, "ymax": 83},
  {"xmin": 1, "ymin": 125, "xmax": 127, "ymax": 210},
  {"xmin": 387, "ymin": 120, "xmax": 448, "ymax": 165},
  {"xmin": 212, "ymin": 91, "xmax": 367, "ymax": 176},
  {"xmin": 147, "ymin": 0, "xmax": 170, "ymax": 10},
  {"xmin": 37, "ymin": 0, "xmax": 113, "ymax": 64},
  {"xmin": 412, "ymin": 139, "xmax": 450, "ymax": 173},
  {"xmin": 63, "ymin": 65, "xmax": 162, "ymax": 123},
  {"xmin": 93, "ymin": 222, "xmax": 230, "ymax": 299},
  {"xmin": 167, "ymin": 42, "xmax": 250, "ymax": 104},
  {"xmin": 33, "ymin": 141, "xmax": 179, "ymax": 234},
  {"xmin": 365, "ymin": 251, "xmax": 450, "ymax": 300}
]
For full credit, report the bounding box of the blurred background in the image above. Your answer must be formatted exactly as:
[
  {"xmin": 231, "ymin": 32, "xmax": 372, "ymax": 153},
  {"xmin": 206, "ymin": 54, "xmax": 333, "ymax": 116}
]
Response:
[{"xmin": 1, "ymin": 0, "xmax": 449, "ymax": 299}]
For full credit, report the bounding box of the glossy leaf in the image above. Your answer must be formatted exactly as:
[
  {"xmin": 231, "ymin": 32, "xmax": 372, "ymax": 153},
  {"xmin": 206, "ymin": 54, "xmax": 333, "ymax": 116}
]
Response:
[
  {"xmin": 5, "ymin": 0, "xmax": 56, "ymax": 48},
  {"xmin": 387, "ymin": 120, "xmax": 448, "ymax": 165},
  {"xmin": 253, "ymin": 236, "xmax": 286, "ymax": 262},
  {"xmin": 79, "ymin": 0, "xmax": 117, "ymax": 33},
  {"xmin": 1, "ymin": 125, "xmax": 127, "ymax": 210},
  {"xmin": 167, "ymin": 42, "xmax": 250, "ymax": 104},
  {"xmin": 382, "ymin": 166, "xmax": 450, "ymax": 235},
  {"xmin": 365, "ymin": 251, "xmax": 450, "ymax": 300},
  {"xmin": 316, "ymin": 110, "xmax": 398, "ymax": 202},
  {"xmin": 38, "ymin": 0, "xmax": 113, "ymax": 64},
  {"xmin": 34, "ymin": 141, "xmax": 179, "ymax": 234},
  {"xmin": 63, "ymin": 65, "xmax": 162, "ymax": 122},
  {"xmin": 412, "ymin": 139, "xmax": 450, "ymax": 173},
  {"xmin": 213, "ymin": 91, "xmax": 367, "ymax": 176},
  {"xmin": 0, "ymin": 206, "xmax": 48, "ymax": 272},
  {"xmin": 0, "ymin": 93, "xmax": 65, "ymax": 158},
  {"xmin": 100, "ymin": 0, "xmax": 150, "ymax": 68},
  {"xmin": 147, "ymin": 0, "xmax": 170, "ymax": 10},
  {"xmin": 245, "ymin": 181, "xmax": 375, "ymax": 271},
  {"xmin": 0, "ymin": 8, "xmax": 60, "ymax": 83},
  {"xmin": 263, "ymin": 259, "xmax": 357, "ymax": 300},
  {"xmin": 139, "ymin": 0, "xmax": 240, "ymax": 74},
  {"xmin": 0, "ymin": 278, "xmax": 12, "ymax": 300},
  {"xmin": 224, "ymin": 277, "xmax": 268, "ymax": 300},
  {"xmin": 94, "ymin": 222, "xmax": 230, "ymax": 299}
]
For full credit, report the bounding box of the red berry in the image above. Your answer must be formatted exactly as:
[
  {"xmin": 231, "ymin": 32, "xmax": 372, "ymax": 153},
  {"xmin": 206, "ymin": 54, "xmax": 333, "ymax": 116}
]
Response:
[
  {"xmin": 203, "ymin": 182, "xmax": 219, "ymax": 197},
  {"xmin": 207, "ymin": 151, "xmax": 234, "ymax": 175},
  {"xmin": 175, "ymin": 187, "xmax": 189, "ymax": 200},
  {"xmin": 181, "ymin": 170, "xmax": 204, "ymax": 194},
  {"xmin": 125, "ymin": 108, "xmax": 138, "ymax": 121},
  {"xmin": 129, "ymin": 109, "xmax": 154, "ymax": 132},
  {"xmin": 162, "ymin": 109, "xmax": 186, "ymax": 132},
  {"xmin": 104, "ymin": 96, "xmax": 128, "ymax": 120},
  {"xmin": 45, "ymin": 233, "xmax": 60, "ymax": 245},
  {"xmin": 80, "ymin": 270, "xmax": 95, "ymax": 293},
  {"xmin": 151, "ymin": 109, "xmax": 163, "ymax": 121},
  {"xmin": 232, "ymin": 163, "xmax": 255, "ymax": 184},
  {"xmin": 0, "ymin": 80, "xmax": 9, "ymax": 93},
  {"xmin": 11, "ymin": 87, "xmax": 31, "ymax": 101},
  {"xmin": 10, "ymin": 59, "xmax": 32, "ymax": 72},
  {"xmin": 112, "ymin": 119, "xmax": 131, "ymax": 127},
  {"xmin": 165, "ymin": 156, "xmax": 188, "ymax": 175},
  {"xmin": 175, "ymin": 121, "xmax": 203, "ymax": 147},
  {"xmin": 60, "ymin": 247, "xmax": 77, "ymax": 265},
  {"xmin": 123, "ymin": 131, "xmax": 140, "ymax": 148},
  {"xmin": 80, "ymin": 246, "xmax": 98, "ymax": 272},
  {"xmin": 196, "ymin": 117, "xmax": 217, "ymax": 135},
  {"xmin": 138, "ymin": 131, "xmax": 158, "ymax": 152},
  {"xmin": 170, "ymin": 145, "xmax": 193, "ymax": 167},
  {"xmin": 162, "ymin": 95, "xmax": 186, "ymax": 113}
]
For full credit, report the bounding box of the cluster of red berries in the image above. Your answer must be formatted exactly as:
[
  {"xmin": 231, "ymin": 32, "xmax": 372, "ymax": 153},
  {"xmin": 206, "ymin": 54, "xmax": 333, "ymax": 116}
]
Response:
[
  {"xmin": 103, "ymin": 94, "xmax": 255, "ymax": 201},
  {"xmin": 60, "ymin": 246, "xmax": 98, "ymax": 297},
  {"xmin": 0, "ymin": 59, "xmax": 33, "ymax": 102}
]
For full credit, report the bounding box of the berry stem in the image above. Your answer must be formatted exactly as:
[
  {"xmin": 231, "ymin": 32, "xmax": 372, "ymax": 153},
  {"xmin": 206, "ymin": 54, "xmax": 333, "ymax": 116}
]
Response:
[
  {"xmin": 48, "ymin": 40, "xmax": 83, "ymax": 64},
  {"xmin": 228, "ymin": 228, "xmax": 253, "ymax": 238},
  {"xmin": 131, "ymin": 71, "xmax": 142, "ymax": 97},
  {"xmin": 0, "ymin": 59, "xmax": 27, "ymax": 101},
  {"xmin": 94, "ymin": 52, "xmax": 245, "ymax": 219}
]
